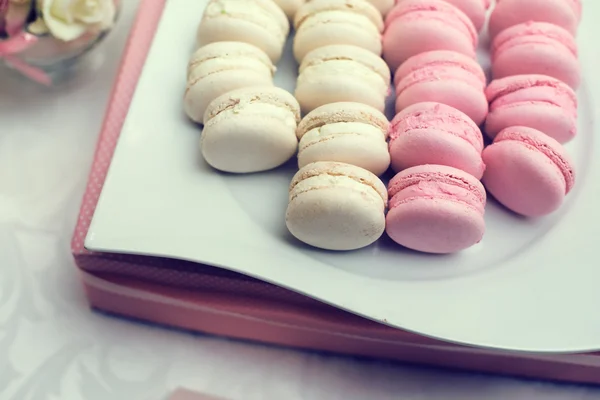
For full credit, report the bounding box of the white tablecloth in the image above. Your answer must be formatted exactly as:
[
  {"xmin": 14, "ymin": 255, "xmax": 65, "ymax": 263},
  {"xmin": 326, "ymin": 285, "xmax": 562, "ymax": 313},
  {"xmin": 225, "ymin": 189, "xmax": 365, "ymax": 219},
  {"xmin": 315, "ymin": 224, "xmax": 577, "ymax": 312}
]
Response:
[{"xmin": 1, "ymin": 2, "xmax": 600, "ymax": 399}]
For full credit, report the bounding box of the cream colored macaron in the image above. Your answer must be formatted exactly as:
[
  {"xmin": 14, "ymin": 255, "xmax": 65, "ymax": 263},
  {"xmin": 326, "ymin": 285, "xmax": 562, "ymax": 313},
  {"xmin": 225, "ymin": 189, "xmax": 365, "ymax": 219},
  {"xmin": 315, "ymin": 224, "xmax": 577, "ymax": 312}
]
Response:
[
  {"xmin": 293, "ymin": 0, "xmax": 383, "ymax": 62},
  {"xmin": 273, "ymin": 0, "xmax": 305, "ymax": 19},
  {"xmin": 295, "ymin": 44, "xmax": 391, "ymax": 113},
  {"xmin": 197, "ymin": 0, "xmax": 290, "ymax": 63},
  {"xmin": 201, "ymin": 87, "xmax": 301, "ymax": 173},
  {"xmin": 286, "ymin": 161, "xmax": 388, "ymax": 251},
  {"xmin": 296, "ymin": 102, "xmax": 390, "ymax": 176},
  {"xmin": 184, "ymin": 42, "xmax": 275, "ymax": 123}
]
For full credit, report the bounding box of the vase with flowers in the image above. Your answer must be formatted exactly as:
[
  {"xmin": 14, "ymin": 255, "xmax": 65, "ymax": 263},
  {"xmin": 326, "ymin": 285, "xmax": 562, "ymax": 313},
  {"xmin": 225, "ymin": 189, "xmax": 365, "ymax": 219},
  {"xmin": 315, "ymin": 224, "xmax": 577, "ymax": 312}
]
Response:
[{"xmin": 0, "ymin": 0, "xmax": 119, "ymax": 85}]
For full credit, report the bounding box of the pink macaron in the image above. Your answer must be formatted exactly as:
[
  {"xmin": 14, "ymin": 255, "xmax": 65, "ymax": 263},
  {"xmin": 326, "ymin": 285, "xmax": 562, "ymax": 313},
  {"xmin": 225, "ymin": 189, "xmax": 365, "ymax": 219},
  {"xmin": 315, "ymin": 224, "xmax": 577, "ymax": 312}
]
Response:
[
  {"xmin": 491, "ymin": 22, "xmax": 580, "ymax": 89},
  {"xmin": 489, "ymin": 0, "xmax": 581, "ymax": 39},
  {"xmin": 394, "ymin": 50, "xmax": 488, "ymax": 125},
  {"xmin": 383, "ymin": 0, "xmax": 478, "ymax": 73},
  {"xmin": 389, "ymin": 102, "xmax": 485, "ymax": 179},
  {"xmin": 396, "ymin": 0, "xmax": 491, "ymax": 32},
  {"xmin": 482, "ymin": 126, "xmax": 575, "ymax": 217},
  {"xmin": 485, "ymin": 74, "xmax": 578, "ymax": 144},
  {"xmin": 386, "ymin": 165, "xmax": 486, "ymax": 254}
]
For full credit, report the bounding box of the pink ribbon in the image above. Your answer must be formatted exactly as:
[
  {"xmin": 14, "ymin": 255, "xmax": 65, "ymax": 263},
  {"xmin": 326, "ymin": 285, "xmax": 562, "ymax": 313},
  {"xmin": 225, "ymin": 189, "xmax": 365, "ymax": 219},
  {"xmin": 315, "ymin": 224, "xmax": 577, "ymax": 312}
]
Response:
[{"xmin": 0, "ymin": 31, "xmax": 52, "ymax": 85}]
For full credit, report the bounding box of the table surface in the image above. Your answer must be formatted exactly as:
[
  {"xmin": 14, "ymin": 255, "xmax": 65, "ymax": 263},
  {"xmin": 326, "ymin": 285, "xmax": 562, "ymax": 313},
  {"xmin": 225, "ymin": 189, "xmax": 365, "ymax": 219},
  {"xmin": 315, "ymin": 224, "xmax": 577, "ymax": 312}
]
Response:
[{"xmin": 1, "ymin": 2, "xmax": 600, "ymax": 399}]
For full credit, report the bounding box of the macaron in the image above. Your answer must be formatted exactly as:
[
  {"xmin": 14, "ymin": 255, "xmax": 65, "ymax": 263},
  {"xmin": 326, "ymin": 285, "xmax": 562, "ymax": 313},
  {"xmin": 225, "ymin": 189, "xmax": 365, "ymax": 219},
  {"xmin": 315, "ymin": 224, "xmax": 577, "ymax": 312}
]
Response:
[
  {"xmin": 489, "ymin": 0, "xmax": 581, "ymax": 39},
  {"xmin": 293, "ymin": 0, "xmax": 383, "ymax": 62},
  {"xmin": 485, "ymin": 75, "xmax": 578, "ymax": 144},
  {"xmin": 383, "ymin": 0, "xmax": 478, "ymax": 73},
  {"xmin": 395, "ymin": 0, "xmax": 491, "ymax": 31},
  {"xmin": 491, "ymin": 22, "xmax": 580, "ymax": 89},
  {"xmin": 273, "ymin": 0, "xmax": 305, "ymax": 19},
  {"xmin": 482, "ymin": 126, "xmax": 575, "ymax": 217},
  {"xmin": 201, "ymin": 87, "xmax": 300, "ymax": 173},
  {"xmin": 394, "ymin": 50, "xmax": 488, "ymax": 125},
  {"xmin": 389, "ymin": 102, "xmax": 485, "ymax": 179},
  {"xmin": 386, "ymin": 165, "xmax": 486, "ymax": 254},
  {"xmin": 197, "ymin": 0, "xmax": 290, "ymax": 63},
  {"xmin": 296, "ymin": 102, "xmax": 391, "ymax": 176},
  {"xmin": 184, "ymin": 42, "xmax": 276, "ymax": 123},
  {"xmin": 295, "ymin": 44, "xmax": 391, "ymax": 113},
  {"xmin": 286, "ymin": 161, "xmax": 388, "ymax": 251}
]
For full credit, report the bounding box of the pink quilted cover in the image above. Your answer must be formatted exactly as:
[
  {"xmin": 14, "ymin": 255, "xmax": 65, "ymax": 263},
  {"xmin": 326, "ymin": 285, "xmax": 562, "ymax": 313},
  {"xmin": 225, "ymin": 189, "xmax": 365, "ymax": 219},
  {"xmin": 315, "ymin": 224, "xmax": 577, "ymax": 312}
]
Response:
[{"xmin": 70, "ymin": 0, "xmax": 600, "ymax": 385}]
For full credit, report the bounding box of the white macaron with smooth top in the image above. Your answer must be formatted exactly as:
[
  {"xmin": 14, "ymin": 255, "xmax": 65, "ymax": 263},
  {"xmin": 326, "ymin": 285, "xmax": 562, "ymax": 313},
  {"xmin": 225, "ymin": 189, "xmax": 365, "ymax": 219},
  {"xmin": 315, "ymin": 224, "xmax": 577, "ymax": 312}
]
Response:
[
  {"xmin": 286, "ymin": 161, "xmax": 388, "ymax": 251},
  {"xmin": 201, "ymin": 86, "xmax": 301, "ymax": 173}
]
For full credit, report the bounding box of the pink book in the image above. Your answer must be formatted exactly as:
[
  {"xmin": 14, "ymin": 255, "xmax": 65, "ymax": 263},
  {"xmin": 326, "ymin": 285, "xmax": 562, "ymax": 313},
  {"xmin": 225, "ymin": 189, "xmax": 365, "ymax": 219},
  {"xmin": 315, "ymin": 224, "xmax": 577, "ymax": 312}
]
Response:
[{"xmin": 71, "ymin": 0, "xmax": 600, "ymax": 385}]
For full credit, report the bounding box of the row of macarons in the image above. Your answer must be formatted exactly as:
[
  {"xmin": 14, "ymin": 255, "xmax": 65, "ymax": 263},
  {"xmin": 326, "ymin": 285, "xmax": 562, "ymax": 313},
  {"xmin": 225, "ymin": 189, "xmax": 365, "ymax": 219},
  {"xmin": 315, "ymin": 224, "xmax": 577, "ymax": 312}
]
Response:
[
  {"xmin": 195, "ymin": 0, "xmax": 581, "ymax": 88},
  {"xmin": 199, "ymin": 85, "xmax": 575, "ymax": 250}
]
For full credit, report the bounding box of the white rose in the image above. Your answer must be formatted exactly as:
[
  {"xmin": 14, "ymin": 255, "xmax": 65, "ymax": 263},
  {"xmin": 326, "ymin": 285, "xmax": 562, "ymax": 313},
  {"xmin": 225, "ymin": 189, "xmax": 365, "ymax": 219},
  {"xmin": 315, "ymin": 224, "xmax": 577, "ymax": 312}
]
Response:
[{"xmin": 41, "ymin": 0, "xmax": 116, "ymax": 41}]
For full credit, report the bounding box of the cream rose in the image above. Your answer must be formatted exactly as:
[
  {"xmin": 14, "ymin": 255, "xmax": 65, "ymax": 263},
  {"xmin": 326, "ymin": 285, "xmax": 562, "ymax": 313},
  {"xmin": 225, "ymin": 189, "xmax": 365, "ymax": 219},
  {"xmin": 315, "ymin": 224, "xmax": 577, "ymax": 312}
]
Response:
[{"xmin": 41, "ymin": 0, "xmax": 116, "ymax": 41}]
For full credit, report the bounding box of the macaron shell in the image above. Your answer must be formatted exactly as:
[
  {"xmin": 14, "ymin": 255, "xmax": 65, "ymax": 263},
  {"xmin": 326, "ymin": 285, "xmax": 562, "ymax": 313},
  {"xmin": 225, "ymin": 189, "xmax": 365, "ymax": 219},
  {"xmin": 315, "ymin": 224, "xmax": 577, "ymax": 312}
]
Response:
[
  {"xmin": 383, "ymin": 17, "xmax": 476, "ymax": 74},
  {"xmin": 298, "ymin": 123, "xmax": 390, "ymax": 176},
  {"xmin": 491, "ymin": 23, "xmax": 580, "ymax": 88},
  {"xmin": 296, "ymin": 102, "xmax": 389, "ymax": 140},
  {"xmin": 202, "ymin": 116, "xmax": 298, "ymax": 173},
  {"xmin": 386, "ymin": 196, "xmax": 485, "ymax": 254},
  {"xmin": 395, "ymin": 79, "xmax": 488, "ymax": 125},
  {"xmin": 489, "ymin": 0, "xmax": 579, "ymax": 38},
  {"xmin": 184, "ymin": 74, "xmax": 274, "ymax": 123},
  {"xmin": 485, "ymin": 103, "xmax": 576, "ymax": 144},
  {"xmin": 482, "ymin": 140, "xmax": 568, "ymax": 217},
  {"xmin": 296, "ymin": 61, "xmax": 388, "ymax": 113},
  {"xmin": 396, "ymin": 0, "xmax": 489, "ymax": 31},
  {"xmin": 293, "ymin": 11, "xmax": 382, "ymax": 62},
  {"xmin": 294, "ymin": 0, "xmax": 384, "ymax": 31},
  {"xmin": 286, "ymin": 186, "xmax": 386, "ymax": 250},
  {"xmin": 389, "ymin": 130, "xmax": 485, "ymax": 178}
]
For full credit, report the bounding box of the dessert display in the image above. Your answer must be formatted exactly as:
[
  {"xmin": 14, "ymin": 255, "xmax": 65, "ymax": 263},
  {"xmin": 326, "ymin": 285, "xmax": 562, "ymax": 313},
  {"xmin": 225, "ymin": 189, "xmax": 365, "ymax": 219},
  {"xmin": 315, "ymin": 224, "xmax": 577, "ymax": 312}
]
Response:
[
  {"xmin": 184, "ymin": 42, "xmax": 276, "ymax": 122},
  {"xmin": 296, "ymin": 102, "xmax": 391, "ymax": 176},
  {"xmin": 196, "ymin": 0, "xmax": 290, "ymax": 62},
  {"xmin": 393, "ymin": 50, "xmax": 488, "ymax": 125},
  {"xmin": 490, "ymin": 22, "xmax": 580, "ymax": 89},
  {"xmin": 295, "ymin": 44, "xmax": 391, "ymax": 113},
  {"xmin": 389, "ymin": 102, "xmax": 485, "ymax": 179},
  {"xmin": 485, "ymin": 75, "xmax": 578, "ymax": 144},
  {"xmin": 293, "ymin": 0, "xmax": 383, "ymax": 62},
  {"xmin": 489, "ymin": 0, "xmax": 581, "ymax": 39},
  {"xmin": 285, "ymin": 162, "xmax": 388, "ymax": 251},
  {"xmin": 482, "ymin": 127, "xmax": 576, "ymax": 217},
  {"xmin": 385, "ymin": 165, "xmax": 487, "ymax": 254},
  {"xmin": 201, "ymin": 87, "xmax": 301, "ymax": 173},
  {"xmin": 382, "ymin": 0, "xmax": 478, "ymax": 73},
  {"xmin": 185, "ymin": 0, "xmax": 582, "ymax": 254}
]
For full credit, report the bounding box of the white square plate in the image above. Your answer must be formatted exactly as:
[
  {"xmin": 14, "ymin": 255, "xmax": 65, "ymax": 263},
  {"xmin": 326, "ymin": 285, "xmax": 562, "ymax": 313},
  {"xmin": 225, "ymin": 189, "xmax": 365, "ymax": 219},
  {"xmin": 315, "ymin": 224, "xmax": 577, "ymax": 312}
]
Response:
[{"xmin": 86, "ymin": 0, "xmax": 600, "ymax": 352}]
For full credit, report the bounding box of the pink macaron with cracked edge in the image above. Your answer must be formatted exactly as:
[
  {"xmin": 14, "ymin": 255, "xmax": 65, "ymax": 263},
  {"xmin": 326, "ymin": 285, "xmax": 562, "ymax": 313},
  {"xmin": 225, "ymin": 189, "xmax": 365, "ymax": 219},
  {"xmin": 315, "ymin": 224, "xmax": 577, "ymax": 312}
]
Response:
[
  {"xmin": 386, "ymin": 165, "xmax": 486, "ymax": 254},
  {"xmin": 394, "ymin": 50, "xmax": 488, "ymax": 125},
  {"xmin": 396, "ymin": 0, "xmax": 491, "ymax": 31},
  {"xmin": 492, "ymin": 22, "xmax": 580, "ymax": 89},
  {"xmin": 489, "ymin": 0, "xmax": 581, "ymax": 39},
  {"xmin": 485, "ymin": 75, "xmax": 577, "ymax": 144},
  {"xmin": 383, "ymin": 0, "xmax": 478, "ymax": 73},
  {"xmin": 482, "ymin": 126, "xmax": 575, "ymax": 217},
  {"xmin": 389, "ymin": 102, "xmax": 485, "ymax": 179}
]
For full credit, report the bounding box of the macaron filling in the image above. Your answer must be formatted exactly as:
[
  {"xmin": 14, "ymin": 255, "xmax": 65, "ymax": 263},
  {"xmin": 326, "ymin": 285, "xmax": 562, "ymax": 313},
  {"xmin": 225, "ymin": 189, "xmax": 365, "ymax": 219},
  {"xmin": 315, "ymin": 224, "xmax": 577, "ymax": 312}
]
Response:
[
  {"xmin": 395, "ymin": 58, "xmax": 486, "ymax": 87},
  {"xmin": 395, "ymin": 66, "xmax": 485, "ymax": 95},
  {"xmin": 295, "ymin": 0, "xmax": 384, "ymax": 31},
  {"xmin": 389, "ymin": 180, "xmax": 485, "ymax": 214},
  {"xmin": 389, "ymin": 170, "xmax": 485, "ymax": 204},
  {"xmin": 390, "ymin": 109, "xmax": 483, "ymax": 152},
  {"xmin": 488, "ymin": 84, "xmax": 577, "ymax": 120},
  {"xmin": 290, "ymin": 175, "xmax": 385, "ymax": 205},
  {"xmin": 494, "ymin": 129, "xmax": 575, "ymax": 193},
  {"xmin": 300, "ymin": 122, "xmax": 386, "ymax": 150},
  {"xmin": 491, "ymin": 22, "xmax": 578, "ymax": 59},
  {"xmin": 297, "ymin": 109, "xmax": 389, "ymax": 138},
  {"xmin": 298, "ymin": 11, "xmax": 382, "ymax": 36},
  {"xmin": 204, "ymin": 92, "xmax": 300, "ymax": 126},
  {"xmin": 385, "ymin": 2, "xmax": 477, "ymax": 47}
]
